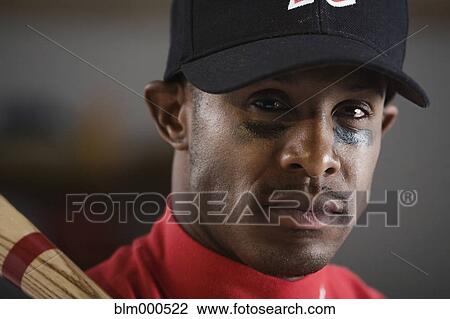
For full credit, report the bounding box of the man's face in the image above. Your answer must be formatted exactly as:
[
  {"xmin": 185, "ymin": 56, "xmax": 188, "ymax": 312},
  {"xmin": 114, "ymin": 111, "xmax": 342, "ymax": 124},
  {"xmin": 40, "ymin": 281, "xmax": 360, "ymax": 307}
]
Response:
[{"xmin": 184, "ymin": 66, "xmax": 387, "ymax": 278}]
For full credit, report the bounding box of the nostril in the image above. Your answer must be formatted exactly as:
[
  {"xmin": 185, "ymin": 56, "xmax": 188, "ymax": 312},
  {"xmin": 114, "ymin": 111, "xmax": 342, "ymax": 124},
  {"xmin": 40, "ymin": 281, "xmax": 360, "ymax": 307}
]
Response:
[{"xmin": 289, "ymin": 163, "xmax": 302, "ymax": 170}]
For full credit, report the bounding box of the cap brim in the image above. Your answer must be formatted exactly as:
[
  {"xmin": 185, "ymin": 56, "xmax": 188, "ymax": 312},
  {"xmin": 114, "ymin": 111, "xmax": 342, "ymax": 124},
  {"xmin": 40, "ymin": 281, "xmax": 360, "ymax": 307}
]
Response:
[{"xmin": 181, "ymin": 34, "xmax": 429, "ymax": 108}]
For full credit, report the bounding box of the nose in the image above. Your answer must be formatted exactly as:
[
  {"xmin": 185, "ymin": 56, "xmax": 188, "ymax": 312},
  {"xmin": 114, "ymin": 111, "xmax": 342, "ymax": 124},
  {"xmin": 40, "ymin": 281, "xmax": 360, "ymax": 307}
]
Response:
[{"xmin": 278, "ymin": 119, "xmax": 341, "ymax": 178}]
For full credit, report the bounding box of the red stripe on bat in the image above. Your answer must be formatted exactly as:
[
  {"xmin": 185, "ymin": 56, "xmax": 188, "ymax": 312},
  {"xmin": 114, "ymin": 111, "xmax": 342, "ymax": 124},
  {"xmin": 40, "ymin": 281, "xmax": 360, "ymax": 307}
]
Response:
[{"xmin": 2, "ymin": 232, "xmax": 56, "ymax": 286}]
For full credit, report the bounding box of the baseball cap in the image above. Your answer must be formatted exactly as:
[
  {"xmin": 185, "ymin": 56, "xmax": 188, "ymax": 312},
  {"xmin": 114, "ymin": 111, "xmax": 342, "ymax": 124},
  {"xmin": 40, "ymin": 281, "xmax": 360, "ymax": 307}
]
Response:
[{"xmin": 164, "ymin": 0, "xmax": 429, "ymax": 108}]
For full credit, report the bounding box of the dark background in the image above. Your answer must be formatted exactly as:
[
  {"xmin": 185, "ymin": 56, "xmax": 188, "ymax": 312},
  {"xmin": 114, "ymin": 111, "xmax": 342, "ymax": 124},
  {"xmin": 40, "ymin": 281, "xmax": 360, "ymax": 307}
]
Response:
[{"xmin": 0, "ymin": 0, "xmax": 449, "ymax": 298}]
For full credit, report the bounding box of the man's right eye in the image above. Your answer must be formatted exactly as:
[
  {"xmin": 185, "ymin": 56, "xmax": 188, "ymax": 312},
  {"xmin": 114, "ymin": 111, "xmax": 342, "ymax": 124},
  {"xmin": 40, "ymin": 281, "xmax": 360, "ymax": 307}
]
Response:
[{"xmin": 249, "ymin": 99, "xmax": 291, "ymax": 112}]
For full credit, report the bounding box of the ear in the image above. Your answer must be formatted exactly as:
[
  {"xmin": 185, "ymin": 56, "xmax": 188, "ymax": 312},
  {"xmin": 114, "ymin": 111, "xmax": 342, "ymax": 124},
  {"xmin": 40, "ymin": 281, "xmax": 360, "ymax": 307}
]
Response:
[
  {"xmin": 144, "ymin": 80, "xmax": 190, "ymax": 150},
  {"xmin": 381, "ymin": 104, "xmax": 398, "ymax": 136}
]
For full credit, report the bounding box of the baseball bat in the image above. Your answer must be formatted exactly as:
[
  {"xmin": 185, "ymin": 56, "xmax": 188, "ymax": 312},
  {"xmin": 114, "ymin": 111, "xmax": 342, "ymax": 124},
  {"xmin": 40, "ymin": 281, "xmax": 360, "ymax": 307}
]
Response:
[{"xmin": 0, "ymin": 195, "xmax": 110, "ymax": 298}]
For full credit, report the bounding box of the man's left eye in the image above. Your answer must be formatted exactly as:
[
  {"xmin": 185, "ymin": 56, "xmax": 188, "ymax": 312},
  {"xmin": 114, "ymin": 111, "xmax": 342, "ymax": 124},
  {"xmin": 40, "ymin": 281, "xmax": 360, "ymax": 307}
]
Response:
[{"xmin": 334, "ymin": 103, "xmax": 372, "ymax": 119}]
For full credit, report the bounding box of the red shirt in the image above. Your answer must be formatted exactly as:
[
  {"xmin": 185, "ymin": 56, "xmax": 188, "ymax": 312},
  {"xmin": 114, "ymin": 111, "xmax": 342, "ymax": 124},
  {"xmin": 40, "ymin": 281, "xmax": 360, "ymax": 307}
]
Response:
[{"xmin": 87, "ymin": 208, "xmax": 384, "ymax": 298}]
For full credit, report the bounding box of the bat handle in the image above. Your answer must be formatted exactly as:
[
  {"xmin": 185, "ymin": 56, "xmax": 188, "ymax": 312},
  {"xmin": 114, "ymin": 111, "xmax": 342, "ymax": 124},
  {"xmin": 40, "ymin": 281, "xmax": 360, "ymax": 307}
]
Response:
[{"xmin": 0, "ymin": 196, "xmax": 110, "ymax": 298}]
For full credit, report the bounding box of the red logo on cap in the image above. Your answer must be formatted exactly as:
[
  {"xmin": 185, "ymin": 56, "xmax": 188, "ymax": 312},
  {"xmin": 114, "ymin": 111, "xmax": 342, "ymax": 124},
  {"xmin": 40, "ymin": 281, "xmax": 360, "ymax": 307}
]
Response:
[{"xmin": 288, "ymin": 0, "xmax": 356, "ymax": 10}]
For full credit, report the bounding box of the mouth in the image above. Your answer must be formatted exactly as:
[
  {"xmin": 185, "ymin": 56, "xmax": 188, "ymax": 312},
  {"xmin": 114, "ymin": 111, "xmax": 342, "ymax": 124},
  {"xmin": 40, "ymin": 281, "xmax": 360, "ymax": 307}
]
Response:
[{"xmin": 265, "ymin": 199, "xmax": 352, "ymax": 231}]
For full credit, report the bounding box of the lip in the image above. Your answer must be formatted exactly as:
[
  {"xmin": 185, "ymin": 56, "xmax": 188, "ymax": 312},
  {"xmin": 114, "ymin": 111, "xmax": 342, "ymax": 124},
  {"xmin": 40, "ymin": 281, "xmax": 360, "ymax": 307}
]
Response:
[
  {"xmin": 257, "ymin": 191, "xmax": 354, "ymax": 230},
  {"xmin": 269, "ymin": 209, "xmax": 329, "ymax": 230},
  {"xmin": 265, "ymin": 199, "xmax": 348, "ymax": 230}
]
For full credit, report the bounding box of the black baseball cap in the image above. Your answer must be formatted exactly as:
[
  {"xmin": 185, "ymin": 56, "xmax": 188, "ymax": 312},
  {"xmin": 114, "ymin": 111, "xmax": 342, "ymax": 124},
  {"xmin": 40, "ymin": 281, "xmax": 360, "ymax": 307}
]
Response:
[{"xmin": 164, "ymin": 0, "xmax": 429, "ymax": 108}]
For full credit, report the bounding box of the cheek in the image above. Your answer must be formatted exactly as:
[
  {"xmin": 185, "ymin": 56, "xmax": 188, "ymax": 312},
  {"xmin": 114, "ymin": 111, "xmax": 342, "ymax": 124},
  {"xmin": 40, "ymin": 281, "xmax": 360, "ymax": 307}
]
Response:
[
  {"xmin": 190, "ymin": 102, "xmax": 273, "ymax": 191},
  {"xmin": 335, "ymin": 132, "xmax": 381, "ymax": 190},
  {"xmin": 231, "ymin": 124, "xmax": 279, "ymax": 188}
]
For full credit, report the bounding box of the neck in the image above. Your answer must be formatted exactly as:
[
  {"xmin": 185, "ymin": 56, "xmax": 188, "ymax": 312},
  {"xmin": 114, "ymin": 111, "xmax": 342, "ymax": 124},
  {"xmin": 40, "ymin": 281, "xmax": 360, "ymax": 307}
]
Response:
[{"xmin": 171, "ymin": 151, "xmax": 190, "ymax": 193}]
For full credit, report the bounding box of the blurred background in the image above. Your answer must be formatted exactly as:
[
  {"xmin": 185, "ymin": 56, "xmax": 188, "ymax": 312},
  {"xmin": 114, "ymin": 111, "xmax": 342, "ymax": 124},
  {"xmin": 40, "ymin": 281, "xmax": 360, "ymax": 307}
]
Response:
[{"xmin": 0, "ymin": 0, "xmax": 448, "ymax": 298}]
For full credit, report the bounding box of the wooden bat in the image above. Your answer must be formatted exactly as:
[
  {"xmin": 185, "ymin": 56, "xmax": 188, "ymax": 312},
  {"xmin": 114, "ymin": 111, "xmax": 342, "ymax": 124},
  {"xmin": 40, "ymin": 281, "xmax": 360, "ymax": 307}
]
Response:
[{"xmin": 0, "ymin": 195, "xmax": 110, "ymax": 298}]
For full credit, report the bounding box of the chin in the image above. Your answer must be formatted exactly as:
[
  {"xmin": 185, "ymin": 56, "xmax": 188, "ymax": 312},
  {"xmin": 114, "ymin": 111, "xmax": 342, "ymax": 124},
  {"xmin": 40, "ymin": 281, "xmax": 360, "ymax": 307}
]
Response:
[{"xmin": 238, "ymin": 242, "xmax": 337, "ymax": 279}]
